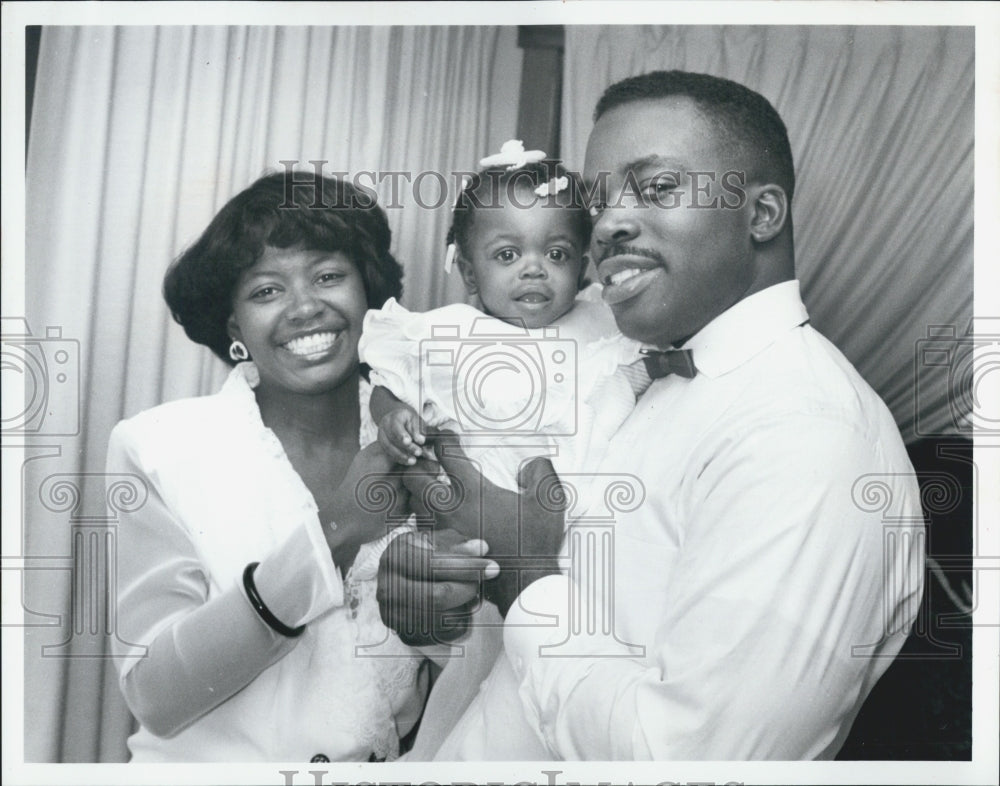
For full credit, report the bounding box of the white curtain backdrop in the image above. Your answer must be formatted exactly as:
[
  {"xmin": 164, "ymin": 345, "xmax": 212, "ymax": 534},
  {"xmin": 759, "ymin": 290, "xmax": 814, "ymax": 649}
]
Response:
[
  {"xmin": 23, "ymin": 25, "xmax": 519, "ymax": 762},
  {"xmin": 562, "ymin": 26, "xmax": 973, "ymax": 443}
]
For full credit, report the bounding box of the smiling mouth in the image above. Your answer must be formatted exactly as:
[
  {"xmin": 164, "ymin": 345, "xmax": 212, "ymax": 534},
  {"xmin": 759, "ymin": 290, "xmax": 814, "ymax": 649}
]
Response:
[
  {"xmin": 282, "ymin": 331, "xmax": 341, "ymax": 357},
  {"xmin": 597, "ymin": 256, "xmax": 665, "ymax": 307},
  {"xmin": 603, "ymin": 268, "xmax": 647, "ymax": 287}
]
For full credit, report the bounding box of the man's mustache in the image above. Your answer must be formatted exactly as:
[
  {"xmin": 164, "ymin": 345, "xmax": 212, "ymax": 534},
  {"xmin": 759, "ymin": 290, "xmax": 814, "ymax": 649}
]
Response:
[{"xmin": 595, "ymin": 244, "xmax": 666, "ymax": 266}]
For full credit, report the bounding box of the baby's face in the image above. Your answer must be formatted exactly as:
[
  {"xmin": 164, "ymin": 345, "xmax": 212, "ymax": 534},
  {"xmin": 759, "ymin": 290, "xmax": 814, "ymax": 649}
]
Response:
[{"xmin": 459, "ymin": 193, "xmax": 587, "ymax": 329}]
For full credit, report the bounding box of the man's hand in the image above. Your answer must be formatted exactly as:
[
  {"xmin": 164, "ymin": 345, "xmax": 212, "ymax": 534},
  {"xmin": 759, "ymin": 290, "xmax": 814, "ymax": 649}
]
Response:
[
  {"xmin": 377, "ymin": 529, "xmax": 498, "ymax": 646},
  {"xmin": 402, "ymin": 434, "xmax": 568, "ymax": 614}
]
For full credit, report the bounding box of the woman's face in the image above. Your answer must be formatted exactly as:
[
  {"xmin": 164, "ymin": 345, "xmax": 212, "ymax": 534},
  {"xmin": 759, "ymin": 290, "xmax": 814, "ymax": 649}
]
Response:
[{"xmin": 227, "ymin": 245, "xmax": 368, "ymax": 397}]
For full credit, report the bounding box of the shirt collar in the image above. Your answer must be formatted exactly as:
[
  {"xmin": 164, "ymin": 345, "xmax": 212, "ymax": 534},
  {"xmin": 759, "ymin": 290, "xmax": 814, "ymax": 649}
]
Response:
[{"xmin": 678, "ymin": 280, "xmax": 809, "ymax": 379}]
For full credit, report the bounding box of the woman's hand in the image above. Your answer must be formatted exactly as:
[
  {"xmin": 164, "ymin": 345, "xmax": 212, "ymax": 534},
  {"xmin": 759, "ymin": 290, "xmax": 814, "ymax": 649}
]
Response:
[{"xmin": 323, "ymin": 442, "xmax": 411, "ymax": 568}]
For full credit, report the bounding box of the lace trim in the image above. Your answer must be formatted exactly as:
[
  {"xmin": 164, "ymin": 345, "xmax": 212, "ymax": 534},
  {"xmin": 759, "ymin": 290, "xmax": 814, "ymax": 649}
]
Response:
[{"xmin": 344, "ymin": 570, "xmax": 422, "ymax": 760}]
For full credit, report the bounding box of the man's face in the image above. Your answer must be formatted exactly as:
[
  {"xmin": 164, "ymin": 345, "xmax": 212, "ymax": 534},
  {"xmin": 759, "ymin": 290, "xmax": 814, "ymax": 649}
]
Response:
[{"xmin": 584, "ymin": 96, "xmax": 758, "ymax": 347}]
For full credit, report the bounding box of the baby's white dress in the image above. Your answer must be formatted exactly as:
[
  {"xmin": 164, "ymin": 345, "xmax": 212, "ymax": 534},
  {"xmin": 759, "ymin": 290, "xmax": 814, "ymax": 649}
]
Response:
[
  {"xmin": 359, "ymin": 285, "xmax": 642, "ymax": 492},
  {"xmin": 358, "ymin": 286, "xmax": 643, "ymax": 758}
]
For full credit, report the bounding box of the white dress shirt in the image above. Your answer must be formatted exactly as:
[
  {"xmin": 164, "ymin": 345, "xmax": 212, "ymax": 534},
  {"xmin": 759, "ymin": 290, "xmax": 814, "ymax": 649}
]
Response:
[
  {"xmin": 107, "ymin": 363, "xmax": 423, "ymax": 762},
  {"xmin": 436, "ymin": 280, "xmax": 924, "ymax": 760}
]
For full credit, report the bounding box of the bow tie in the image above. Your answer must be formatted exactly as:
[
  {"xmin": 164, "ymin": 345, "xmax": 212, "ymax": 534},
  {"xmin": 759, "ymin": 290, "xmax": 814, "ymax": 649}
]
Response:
[{"xmin": 640, "ymin": 348, "xmax": 697, "ymax": 379}]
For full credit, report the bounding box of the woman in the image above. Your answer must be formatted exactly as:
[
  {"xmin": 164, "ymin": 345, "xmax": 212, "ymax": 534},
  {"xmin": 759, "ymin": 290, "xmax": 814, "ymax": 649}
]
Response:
[{"xmin": 107, "ymin": 172, "xmax": 424, "ymax": 762}]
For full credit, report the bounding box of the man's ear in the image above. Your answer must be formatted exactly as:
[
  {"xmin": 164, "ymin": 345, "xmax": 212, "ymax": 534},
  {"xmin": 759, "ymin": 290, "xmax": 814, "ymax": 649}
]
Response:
[
  {"xmin": 226, "ymin": 314, "xmax": 242, "ymax": 343},
  {"xmin": 457, "ymin": 257, "xmax": 478, "ymax": 296},
  {"xmin": 749, "ymin": 184, "xmax": 789, "ymax": 244}
]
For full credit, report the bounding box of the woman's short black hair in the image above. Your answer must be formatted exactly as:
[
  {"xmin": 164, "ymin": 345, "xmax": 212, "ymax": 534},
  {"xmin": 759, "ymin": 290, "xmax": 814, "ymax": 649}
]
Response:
[
  {"xmin": 164, "ymin": 172, "xmax": 403, "ymax": 365},
  {"xmin": 446, "ymin": 159, "xmax": 593, "ymax": 263}
]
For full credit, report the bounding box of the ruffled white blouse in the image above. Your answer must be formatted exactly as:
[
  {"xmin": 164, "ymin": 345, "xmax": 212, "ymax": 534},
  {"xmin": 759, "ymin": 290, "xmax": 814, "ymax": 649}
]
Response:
[{"xmin": 106, "ymin": 363, "xmax": 422, "ymax": 762}]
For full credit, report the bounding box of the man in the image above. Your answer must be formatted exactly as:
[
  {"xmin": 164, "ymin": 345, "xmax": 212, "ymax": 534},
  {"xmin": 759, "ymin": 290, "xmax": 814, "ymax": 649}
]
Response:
[{"xmin": 380, "ymin": 70, "xmax": 924, "ymax": 760}]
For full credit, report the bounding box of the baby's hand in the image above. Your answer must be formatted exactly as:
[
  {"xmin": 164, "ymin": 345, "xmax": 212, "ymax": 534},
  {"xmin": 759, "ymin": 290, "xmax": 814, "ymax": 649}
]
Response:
[{"xmin": 378, "ymin": 406, "xmax": 428, "ymax": 466}]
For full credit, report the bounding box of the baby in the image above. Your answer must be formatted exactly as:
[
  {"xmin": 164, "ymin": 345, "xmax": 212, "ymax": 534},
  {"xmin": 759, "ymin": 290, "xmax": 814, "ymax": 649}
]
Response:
[
  {"xmin": 360, "ymin": 143, "xmax": 643, "ymax": 495},
  {"xmin": 359, "ymin": 143, "xmax": 649, "ymax": 758}
]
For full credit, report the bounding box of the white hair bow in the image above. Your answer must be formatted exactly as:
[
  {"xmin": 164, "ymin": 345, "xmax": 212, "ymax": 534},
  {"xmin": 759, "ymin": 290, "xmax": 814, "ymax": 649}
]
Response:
[
  {"xmin": 534, "ymin": 176, "xmax": 569, "ymax": 197},
  {"xmin": 479, "ymin": 139, "xmax": 546, "ymax": 170}
]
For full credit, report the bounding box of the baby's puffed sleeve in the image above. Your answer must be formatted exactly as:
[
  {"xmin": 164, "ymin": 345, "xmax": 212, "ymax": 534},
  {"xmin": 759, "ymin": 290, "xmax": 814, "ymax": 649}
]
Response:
[
  {"xmin": 359, "ymin": 298, "xmax": 426, "ymax": 415},
  {"xmin": 360, "ymin": 300, "xmax": 485, "ymax": 429}
]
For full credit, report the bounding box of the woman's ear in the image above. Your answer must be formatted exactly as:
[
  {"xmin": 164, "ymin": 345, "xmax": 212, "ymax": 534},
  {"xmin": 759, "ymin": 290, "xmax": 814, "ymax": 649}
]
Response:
[
  {"xmin": 457, "ymin": 257, "xmax": 478, "ymax": 296},
  {"xmin": 226, "ymin": 314, "xmax": 242, "ymax": 343},
  {"xmin": 749, "ymin": 184, "xmax": 789, "ymax": 244}
]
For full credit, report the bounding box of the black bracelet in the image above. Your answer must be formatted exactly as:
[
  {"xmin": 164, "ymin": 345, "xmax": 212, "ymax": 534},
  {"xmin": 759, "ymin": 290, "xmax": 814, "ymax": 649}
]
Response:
[{"xmin": 242, "ymin": 561, "xmax": 305, "ymax": 638}]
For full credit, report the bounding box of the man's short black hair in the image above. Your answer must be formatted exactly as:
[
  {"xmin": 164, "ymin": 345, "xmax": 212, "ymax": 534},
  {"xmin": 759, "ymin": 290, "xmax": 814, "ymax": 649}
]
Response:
[
  {"xmin": 595, "ymin": 70, "xmax": 795, "ymax": 201},
  {"xmin": 164, "ymin": 172, "xmax": 403, "ymax": 365}
]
